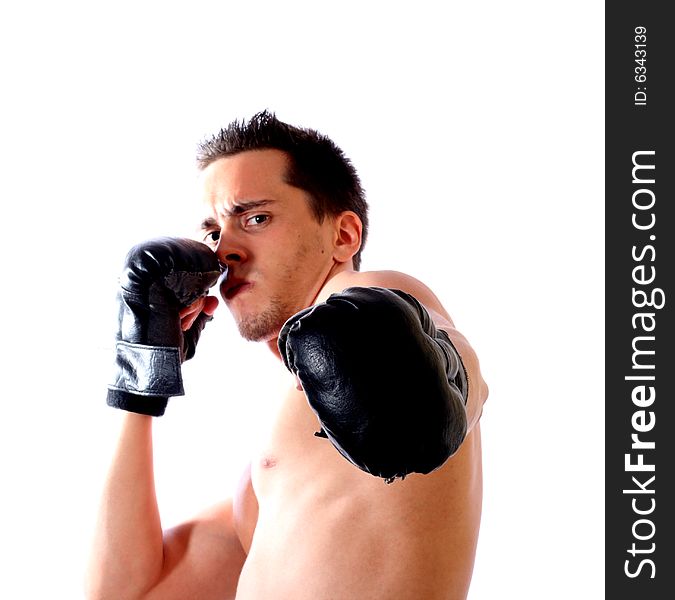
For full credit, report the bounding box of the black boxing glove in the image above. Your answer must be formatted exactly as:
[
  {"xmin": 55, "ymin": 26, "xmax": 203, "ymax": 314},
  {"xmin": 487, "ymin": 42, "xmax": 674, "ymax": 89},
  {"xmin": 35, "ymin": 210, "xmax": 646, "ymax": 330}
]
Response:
[
  {"xmin": 278, "ymin": 287, "xmax": 468, "ymax": 483},
  {"xmin": 107, "ymin": 237, "xmax": 222, "ymax": 416}
]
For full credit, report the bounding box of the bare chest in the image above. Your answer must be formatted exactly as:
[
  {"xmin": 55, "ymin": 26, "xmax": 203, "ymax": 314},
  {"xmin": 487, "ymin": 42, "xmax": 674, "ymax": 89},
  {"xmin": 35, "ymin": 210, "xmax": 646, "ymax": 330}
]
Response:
[
  {"xmin": 233, "ymin": 385, "xmax": 330, "ymax": 549},
  {"xmin": 250, "ymin": 385, "xmax": 333, "ymax": 496}
]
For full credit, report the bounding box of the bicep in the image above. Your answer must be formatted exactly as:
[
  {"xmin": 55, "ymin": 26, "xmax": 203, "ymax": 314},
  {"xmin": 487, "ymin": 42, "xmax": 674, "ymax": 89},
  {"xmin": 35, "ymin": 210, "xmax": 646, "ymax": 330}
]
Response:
[{"xmin": 144, "ymin": 500, "xmax": 246, "ymax": 600}]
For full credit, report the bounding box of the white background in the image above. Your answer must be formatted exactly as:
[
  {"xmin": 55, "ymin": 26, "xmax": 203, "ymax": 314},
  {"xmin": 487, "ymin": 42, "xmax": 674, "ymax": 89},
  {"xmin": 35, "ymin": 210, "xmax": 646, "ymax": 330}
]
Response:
[{"xmin": 0, "ymin": 2, "xmax": 604, "ymax": 598}]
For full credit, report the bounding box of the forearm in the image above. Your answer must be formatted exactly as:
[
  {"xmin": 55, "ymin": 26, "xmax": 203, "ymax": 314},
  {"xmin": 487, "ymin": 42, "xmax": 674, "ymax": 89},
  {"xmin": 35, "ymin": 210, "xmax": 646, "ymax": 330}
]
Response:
[
  {"xmin": 86, "ymin": 413, "xmax": 164, "ymax": 599},
  {"xmin": 87, "ymin": 238, "xmax": 222, "ymax": 598}
]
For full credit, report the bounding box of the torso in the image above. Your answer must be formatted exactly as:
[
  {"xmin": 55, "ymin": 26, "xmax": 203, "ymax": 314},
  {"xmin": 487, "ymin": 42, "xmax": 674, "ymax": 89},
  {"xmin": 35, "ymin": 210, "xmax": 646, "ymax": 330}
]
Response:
[
  {"xmin": 232, "ymin": 270, "xmax": 486, "ymax": 599},
  {"xmin": 233, "ymin": 380, "xmax": 483, "ymax": 600}
]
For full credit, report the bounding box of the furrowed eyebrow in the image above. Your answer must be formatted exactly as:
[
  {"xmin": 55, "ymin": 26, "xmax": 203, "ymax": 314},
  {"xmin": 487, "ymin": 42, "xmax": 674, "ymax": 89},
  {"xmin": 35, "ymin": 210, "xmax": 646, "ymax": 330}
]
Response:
[
  {"xmin": 200, "ymin": 200, "xmax": 274, "ymax": 229},
  {"xmin": 199, "ymin": 217, "xmax": 218, "ymax": 231},
  {"xmin": 225, "ymin": 199, "xmax": 274, "ymax": 217}
]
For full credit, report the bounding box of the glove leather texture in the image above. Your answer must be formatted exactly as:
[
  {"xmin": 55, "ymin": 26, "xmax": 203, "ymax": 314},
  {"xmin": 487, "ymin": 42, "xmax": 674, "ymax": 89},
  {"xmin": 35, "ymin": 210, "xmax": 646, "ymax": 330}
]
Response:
[
  {"xmin": 107, "ymin": 237, "xmax": 221, "ymax": 417},
  {"xmin": 279, "ymin": 286, "xmax": 468, "ymax": 483}
]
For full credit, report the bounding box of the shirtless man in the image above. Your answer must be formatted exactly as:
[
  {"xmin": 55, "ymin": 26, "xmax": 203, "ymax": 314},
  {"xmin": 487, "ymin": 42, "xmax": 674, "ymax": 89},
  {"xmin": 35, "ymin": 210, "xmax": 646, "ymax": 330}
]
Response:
[{"xmin": 86, "ymin": 111, "xmax": 489, "ymax": 600}]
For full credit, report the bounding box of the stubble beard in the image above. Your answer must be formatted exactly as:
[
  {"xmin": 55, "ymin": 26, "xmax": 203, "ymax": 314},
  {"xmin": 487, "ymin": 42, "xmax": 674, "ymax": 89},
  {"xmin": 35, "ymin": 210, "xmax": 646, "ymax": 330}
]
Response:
[
  {"xmin": 236, "ymin": 294, "xmax": 296, "ymax": 342},
  {"xmin": 234, "ymin": 237, "xmax": 323, "ymax": 342}
]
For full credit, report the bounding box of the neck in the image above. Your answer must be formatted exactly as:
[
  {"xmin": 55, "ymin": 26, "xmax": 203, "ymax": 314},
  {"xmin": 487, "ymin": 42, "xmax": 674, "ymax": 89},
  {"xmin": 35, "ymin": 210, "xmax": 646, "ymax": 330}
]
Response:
[
  {"xmin": 267, "ymin": 338, "xmax": 283, "ymax": 361},
  {"xmin": 266, "ymin": 259, "xmax": 354, "ymax": 361}
]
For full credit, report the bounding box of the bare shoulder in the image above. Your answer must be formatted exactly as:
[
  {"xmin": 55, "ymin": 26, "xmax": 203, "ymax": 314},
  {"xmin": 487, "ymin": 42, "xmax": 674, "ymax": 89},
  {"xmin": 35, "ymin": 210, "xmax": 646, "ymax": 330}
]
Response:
[
  {"xmin": 320, "ymin": 269, "xmax": 489, "ymax": 431},
  {"xmin": 319, "ymin": 270, "xmax": 452, "ymax": 319}
]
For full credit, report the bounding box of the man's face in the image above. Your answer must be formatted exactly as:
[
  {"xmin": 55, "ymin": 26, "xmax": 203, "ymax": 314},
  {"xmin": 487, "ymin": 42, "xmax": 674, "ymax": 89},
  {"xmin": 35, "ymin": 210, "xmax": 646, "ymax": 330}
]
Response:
[{"xmin": 198, "ymin": 149, "xmax": 338, "ymax": 342}]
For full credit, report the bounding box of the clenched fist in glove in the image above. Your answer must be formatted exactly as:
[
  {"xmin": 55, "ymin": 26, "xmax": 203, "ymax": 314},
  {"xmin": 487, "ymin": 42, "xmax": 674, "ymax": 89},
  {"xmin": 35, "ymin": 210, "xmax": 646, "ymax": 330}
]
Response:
[
  {"xmin": 278, "ymin": 287, "xmax": 468, "ymax": 483},
  {"xmin": 107, "ymin": 237, "xmax": 222, "ymax": 416}
]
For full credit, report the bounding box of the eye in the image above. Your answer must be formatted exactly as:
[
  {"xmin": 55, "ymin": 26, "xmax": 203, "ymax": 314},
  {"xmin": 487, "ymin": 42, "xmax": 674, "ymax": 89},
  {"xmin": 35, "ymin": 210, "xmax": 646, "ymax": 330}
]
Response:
[
  {"xmin": 203, "ymin": 230, "xmax": 220, "ymax": 246},
  {"xmin": 244, "ymin": 214, "xmax": 270, "ymax": 228}
]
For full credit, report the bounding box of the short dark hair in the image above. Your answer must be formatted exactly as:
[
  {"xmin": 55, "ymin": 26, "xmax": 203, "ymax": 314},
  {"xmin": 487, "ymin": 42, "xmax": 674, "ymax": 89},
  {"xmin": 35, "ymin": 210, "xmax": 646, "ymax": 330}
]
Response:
[{"xmin": 196, "ymin": 110, "xmax": 369, "ymax": 270}]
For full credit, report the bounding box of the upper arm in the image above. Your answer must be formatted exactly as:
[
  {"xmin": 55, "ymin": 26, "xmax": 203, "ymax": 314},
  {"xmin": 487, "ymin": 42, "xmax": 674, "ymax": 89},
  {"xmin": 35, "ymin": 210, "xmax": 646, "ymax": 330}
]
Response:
[{"xmin": 144, "ymin": 499, "xmax": 246, "ymax": 600}]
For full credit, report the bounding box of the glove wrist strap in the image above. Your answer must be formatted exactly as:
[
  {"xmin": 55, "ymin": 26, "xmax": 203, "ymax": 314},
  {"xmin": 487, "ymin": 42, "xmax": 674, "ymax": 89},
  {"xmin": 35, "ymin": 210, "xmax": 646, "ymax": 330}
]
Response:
[{"xmin": 106, "ymin": 389, "xmax": 169, "ymax": 417}]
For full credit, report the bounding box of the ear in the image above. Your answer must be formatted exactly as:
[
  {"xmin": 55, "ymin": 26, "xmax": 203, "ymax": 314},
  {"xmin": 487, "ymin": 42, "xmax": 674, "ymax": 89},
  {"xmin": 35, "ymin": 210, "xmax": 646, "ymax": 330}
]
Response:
[{"xmin": 332, "ymin": 211, "xmax": 362, "ymax": 266}]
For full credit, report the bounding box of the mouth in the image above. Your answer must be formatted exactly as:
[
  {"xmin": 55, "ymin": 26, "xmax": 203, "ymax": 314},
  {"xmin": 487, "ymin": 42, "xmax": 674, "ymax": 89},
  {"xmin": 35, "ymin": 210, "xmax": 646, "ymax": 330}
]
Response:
[{"xmin": 221, "ymin": 278, "xmax": 251, "ymax": 301}]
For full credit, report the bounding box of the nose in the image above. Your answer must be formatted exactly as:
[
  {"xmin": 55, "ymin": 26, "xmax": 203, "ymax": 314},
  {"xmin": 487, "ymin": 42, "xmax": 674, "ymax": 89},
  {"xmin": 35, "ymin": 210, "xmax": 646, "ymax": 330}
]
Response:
[{"xmin": 214, "ymin": 225, "xmax": 248, "ymax": 269}]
